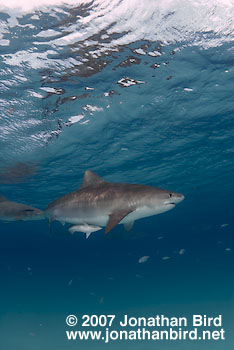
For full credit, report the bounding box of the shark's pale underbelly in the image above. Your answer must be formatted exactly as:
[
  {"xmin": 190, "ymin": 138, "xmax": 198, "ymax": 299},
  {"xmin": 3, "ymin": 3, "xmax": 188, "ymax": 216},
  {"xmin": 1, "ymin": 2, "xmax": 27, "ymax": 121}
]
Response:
[{"xmin": 55, "ymin": 204, "xmax": 174, "ymax": 226}]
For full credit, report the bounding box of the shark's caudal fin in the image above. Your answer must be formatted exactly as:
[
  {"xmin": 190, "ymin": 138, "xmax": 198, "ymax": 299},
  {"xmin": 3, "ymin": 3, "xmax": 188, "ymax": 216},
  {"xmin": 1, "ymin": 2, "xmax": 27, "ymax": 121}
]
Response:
[
  {"xmin": 105, "ymin": 209, "xmax": 133, "ymax": 234},
  {"xmin": 80, "ymin": 170, "xmax": 106, "ymax": 189},
  {"xmin": 0, "ymin": 196, "xmax": 8, "ymax": 202}
]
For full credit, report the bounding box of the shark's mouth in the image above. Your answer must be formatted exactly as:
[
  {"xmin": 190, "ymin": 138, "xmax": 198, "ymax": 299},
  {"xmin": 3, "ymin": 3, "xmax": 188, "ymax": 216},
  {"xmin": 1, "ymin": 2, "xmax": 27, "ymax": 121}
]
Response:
[
  {"xmin": 165, "ymin": 201, "xmax": 176, "ymax": 205},
  {"xmin": 165, "ymin": 202, "xmax": 176, "ymax": 207}
]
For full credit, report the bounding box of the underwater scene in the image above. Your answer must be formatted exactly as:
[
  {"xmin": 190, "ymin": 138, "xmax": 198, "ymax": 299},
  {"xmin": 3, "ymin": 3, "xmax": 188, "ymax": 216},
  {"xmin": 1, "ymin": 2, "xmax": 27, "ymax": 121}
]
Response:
[{"xmin": 0, "ymin": 0, "xmax": 233, "ymax": 349}]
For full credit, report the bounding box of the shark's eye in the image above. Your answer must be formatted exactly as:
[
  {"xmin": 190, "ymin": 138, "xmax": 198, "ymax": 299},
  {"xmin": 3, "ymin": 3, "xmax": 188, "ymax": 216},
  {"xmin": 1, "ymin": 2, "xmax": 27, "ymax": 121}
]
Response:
[{"xmin": 169, "ymin": 193, "xmax": 172, "ymax": 197}]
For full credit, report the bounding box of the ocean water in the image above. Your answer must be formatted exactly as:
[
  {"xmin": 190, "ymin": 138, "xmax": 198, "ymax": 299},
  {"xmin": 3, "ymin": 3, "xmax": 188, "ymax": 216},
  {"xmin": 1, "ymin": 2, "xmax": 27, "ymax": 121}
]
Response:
[{"xmin": 0, "ymin": 1, "xmax": 234, "ymax": 349}]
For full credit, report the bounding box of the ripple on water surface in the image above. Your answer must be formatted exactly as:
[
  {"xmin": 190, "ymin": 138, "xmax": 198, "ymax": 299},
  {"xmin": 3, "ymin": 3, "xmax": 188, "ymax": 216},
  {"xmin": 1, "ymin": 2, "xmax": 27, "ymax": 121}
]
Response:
[{"xmin": 0, "ymin": 0, "xmax": 233, "ymax": 200}]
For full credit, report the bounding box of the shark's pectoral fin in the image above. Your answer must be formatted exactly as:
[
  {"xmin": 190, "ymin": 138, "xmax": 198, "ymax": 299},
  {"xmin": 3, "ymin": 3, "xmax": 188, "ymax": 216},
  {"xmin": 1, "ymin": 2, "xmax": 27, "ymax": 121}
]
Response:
[
  {"xmin": 105, "ymin": 209, "xmax": 133, "ymax": 234},
  {"xmin": 124, "ymin": 221, "xmax": 134, "ymax": 231}
]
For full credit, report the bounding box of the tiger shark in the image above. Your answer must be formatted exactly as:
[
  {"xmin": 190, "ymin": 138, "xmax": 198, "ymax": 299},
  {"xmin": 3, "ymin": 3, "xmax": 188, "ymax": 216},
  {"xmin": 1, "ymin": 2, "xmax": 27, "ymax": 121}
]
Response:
[
  {"xmin": 45, "ymin": 170, "xmax": 184, "ymax": 238},
  {"xmin": 0, "ymin": 196, "xmax": 44, "ymax": 222}
]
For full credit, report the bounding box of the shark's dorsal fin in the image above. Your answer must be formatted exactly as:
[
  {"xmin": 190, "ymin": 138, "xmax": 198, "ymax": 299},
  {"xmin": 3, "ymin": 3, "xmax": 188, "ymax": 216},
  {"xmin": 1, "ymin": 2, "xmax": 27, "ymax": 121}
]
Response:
[
  {"xmin": 80, "ymin": 170, "xmax": 106, "ymax": 189},
  {"xmin": 0, "ymin": 196, "xmax": 8, "ymax": 203},
  {"xmin": 105, "ymin": 209, "xmax": 133, "ymax": 234}
]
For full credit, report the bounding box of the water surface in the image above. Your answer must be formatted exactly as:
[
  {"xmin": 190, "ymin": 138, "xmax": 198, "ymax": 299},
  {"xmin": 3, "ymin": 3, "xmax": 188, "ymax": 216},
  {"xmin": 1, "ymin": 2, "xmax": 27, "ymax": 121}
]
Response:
[{"xmin": 0, "ymin": 1, "xmax": 233, "ymax": 349}]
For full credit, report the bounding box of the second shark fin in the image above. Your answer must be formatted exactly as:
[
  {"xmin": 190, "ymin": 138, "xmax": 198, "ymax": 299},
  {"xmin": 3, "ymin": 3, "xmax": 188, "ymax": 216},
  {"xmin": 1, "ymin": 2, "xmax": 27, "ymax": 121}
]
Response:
[
  {"xmin": 124, "ymin": 221, "xmax": 134, "ymax": 231},
  {"xmin": 105, "ymin": 209, "xmax": 133, "ymax": 234},
  {"xmin": 86, "ymin": 232, "xmax": 92, "ymax": 239}
]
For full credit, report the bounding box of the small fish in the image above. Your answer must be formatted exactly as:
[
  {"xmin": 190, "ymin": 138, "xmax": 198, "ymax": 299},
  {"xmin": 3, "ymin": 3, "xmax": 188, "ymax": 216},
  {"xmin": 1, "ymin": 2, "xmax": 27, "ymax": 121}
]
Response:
[
  {"xmin": 68, "ymin": 224, "xmax": 102, "ymax": 239},
  {"xmin": 138, "ymin": 256, "xmax": 150, "ymax": 264}
]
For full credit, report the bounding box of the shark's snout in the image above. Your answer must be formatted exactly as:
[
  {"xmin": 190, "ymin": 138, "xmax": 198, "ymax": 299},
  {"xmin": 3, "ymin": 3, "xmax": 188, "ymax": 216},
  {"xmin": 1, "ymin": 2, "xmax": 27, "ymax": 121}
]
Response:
[
  {"xmin": 23, "ymin": 208, "xmax": 45, "ymax": 221},
  {"xmin": 164, "ymin": 192, "xmax": 184, "ymax": 206},
  {"xmin": 172, "ymin": 193, "xmax": 184, "ymax": 204}
]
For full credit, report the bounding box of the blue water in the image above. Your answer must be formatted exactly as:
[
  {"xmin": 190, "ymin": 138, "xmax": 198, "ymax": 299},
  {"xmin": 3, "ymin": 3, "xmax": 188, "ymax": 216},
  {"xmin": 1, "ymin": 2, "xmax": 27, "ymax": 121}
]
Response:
[{"xmin": 0, "ymin": 1, "xmax": 234, "ymax": 349}]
